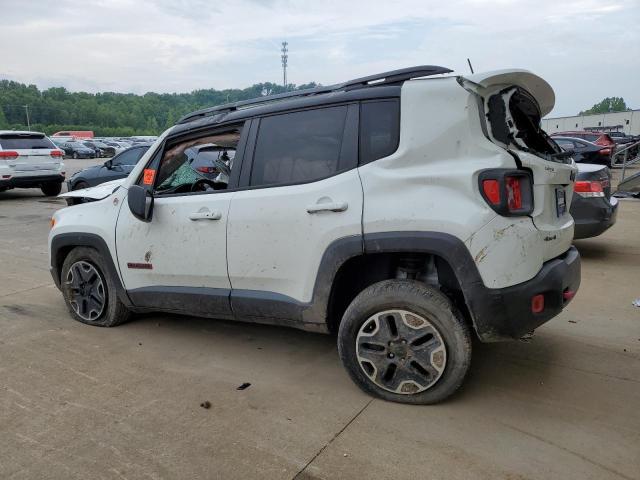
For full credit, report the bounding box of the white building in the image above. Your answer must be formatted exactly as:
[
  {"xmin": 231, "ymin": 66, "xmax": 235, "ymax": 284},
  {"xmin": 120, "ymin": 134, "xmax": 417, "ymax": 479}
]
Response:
[{"xmin": 542, "ymin": 109, "xmax": 639, "ymax": 136}]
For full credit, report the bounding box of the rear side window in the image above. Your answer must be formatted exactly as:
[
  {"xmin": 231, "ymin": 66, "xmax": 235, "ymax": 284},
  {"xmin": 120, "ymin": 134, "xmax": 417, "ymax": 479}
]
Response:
[
  {"xmin": 250, "ymin": 106, "xmax": 348, "ymax": 187},
  {"xmin": 0, "ymin": 134, "xmax": 55, "ymax": 150},
  {"xmin": 359, "ymin": 100, "xmax": 400, "ymax": 165}
]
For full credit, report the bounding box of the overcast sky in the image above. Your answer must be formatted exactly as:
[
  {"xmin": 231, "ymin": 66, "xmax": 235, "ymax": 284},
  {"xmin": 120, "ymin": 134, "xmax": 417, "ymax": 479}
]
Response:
[{"xmin": 1, "ymin": 0, "xmax": 638, "ymax": 117}]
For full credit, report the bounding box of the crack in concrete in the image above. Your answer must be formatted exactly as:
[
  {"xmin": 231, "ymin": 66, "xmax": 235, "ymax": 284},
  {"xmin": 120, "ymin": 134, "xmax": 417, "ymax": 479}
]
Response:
[{"xmin": 292, "ymin": 399, "xmax": 373, "ymax": 479}]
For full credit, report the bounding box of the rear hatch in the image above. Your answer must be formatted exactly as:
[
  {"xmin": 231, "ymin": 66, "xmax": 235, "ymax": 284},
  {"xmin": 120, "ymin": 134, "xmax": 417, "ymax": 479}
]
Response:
[
  {"xmin": 0, "ymin": 132, "xmax": 62, "ymax": 174},
  {"xmin": 461, "ymin": 70, "xmax": 577, "ymax": 260}
]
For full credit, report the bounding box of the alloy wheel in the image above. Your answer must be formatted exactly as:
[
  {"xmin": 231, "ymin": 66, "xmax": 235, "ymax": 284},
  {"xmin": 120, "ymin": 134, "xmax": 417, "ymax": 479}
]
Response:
[
  {"xmin": 356, "ymin": 309, "xmax": 447, "ymax": 394},
  {"xmin": 65, "ymin": 261, "xmax": 106, "ymax": 321}
]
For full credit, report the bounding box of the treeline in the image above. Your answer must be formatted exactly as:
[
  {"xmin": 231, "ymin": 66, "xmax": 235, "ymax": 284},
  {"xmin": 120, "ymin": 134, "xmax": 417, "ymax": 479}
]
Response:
[{"xmin": 0, "ymin": 80, "xmax": 319, "ymax": 136}]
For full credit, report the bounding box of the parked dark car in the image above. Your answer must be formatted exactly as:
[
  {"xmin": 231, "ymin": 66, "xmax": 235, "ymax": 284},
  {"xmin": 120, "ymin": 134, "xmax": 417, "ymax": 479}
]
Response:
[
  {"xmin": 608, "ymin": 131, "xmax": 640, "ymax": 158},
  {"xmin": 553, "ymin": 136, "xmax": 612, "ymax": 167},
  {"xmin": 608, "ymin": 131, "xmax": 636, "ymax": 144},
  {"xmin": 68, "ymin": 145, "xmax": 150, "ymax": 190},
  {"xmin": 82, "ymin": 140, "xmax": 116, "ymax": 158},
  {"xmin": 551, "ymin": 131, "xmax": 616, "ymax": 159},
  {"xmin": 571, "ymin": 163, "xmax": 617, "ymax": 239},
  {"xmin": 59, "ymin": 141, "xmax": 96, "ymax": 159}
]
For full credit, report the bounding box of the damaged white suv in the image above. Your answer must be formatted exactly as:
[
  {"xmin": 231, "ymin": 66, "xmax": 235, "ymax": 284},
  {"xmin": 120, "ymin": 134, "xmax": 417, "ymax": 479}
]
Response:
[{"xmin": 49, "ymin": 66, "xmax": 580, "ymax": 404}]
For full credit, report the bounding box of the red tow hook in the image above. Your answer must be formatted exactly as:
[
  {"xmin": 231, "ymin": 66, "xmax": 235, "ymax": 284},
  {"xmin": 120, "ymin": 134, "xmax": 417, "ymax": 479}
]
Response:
[{"xmin": 563, "ymin": 290, "xmax": 576, "ymax": 302}]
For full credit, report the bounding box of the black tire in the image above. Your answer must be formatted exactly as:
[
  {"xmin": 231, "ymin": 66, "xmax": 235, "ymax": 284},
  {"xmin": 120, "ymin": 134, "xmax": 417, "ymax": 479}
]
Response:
[
  {"xmin": 72, "ymin": 181, "xmax": 90, "ymax": 191},
  {"xmin": 60, "ymin": 247, "xmax": 130, "ymax": 327},
  {"xmin": 338, "ymin": 280, "xmax": 472, "ymax": 404},
  {"xmin": 41, "ymin": 182, "xmax": 62, "ymax": 196},
  {"xmin": 73, "ymin": 152, "xmax": 79, "ymax": 159}
]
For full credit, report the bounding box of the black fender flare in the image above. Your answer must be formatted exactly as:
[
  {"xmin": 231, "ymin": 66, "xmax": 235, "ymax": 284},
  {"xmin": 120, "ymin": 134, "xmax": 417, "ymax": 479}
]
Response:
[{"xmin": 50, "ymin": 233, "xmax": 133, "ymax": 307}]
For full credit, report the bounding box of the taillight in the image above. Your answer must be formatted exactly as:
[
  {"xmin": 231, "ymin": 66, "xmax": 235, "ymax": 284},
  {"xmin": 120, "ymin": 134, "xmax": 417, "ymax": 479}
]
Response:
[
  {"xmin": 50, "ymin": 150, "xmax": 63, "ymax": 157},
  {"xmin": 574, "ymin": 180, "xmax": 604, "ymax": 198},
  {"xmin": 0, "ymin": 150, "xmax": 19, "ymax": 160},
  {"xmin": 196, "ymin": 166, "xmax": 217, "ymax": 174},
  {"xmin": 482, "ymin": 179, "xmax": 500, "ymax": 205},
  {"xmin": 505, "ymin": 176, "xmax": 523, "ymax": 210},
  {"xmin": 479, "ymin": 170, "xmax": 533, "ymax": 216}
]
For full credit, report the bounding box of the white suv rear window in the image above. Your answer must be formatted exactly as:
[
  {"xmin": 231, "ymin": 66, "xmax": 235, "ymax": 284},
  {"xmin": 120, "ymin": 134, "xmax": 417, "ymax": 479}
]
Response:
[{"xmin": 0, "ymin": 134, "xmax": 56, "ymax": 150}]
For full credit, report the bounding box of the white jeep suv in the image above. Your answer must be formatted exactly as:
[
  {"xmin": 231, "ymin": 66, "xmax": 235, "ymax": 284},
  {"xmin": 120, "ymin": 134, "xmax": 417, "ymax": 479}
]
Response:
[
  {"xmin": 1, "ymin": 131, "xmax": 65, "ymax": 196},
  {"xmin": 49, "ymin": 66, "xmax": 580, "ymax": 404}
]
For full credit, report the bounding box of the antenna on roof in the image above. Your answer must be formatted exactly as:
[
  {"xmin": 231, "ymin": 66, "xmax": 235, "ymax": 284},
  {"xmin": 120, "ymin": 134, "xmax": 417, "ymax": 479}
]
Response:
[{"xmin": 467, "ymin": 58, "xmax": 475, "ymax": 74}]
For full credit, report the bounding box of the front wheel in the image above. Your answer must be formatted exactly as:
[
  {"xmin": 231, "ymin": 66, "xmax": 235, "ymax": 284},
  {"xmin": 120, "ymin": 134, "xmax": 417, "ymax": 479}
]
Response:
[
  {"xmin": 41, "ymin": 182, "xmax": 62, "ymax": 196},
  {"xmin": 72, "ymin": 152, "xmax": 79, "ymax": 159},
  {"xmin": 61, "ymin": 247, "xmax": 130, "ymax": 327},
  {"xmin": 338, "ymin": 280, "xmax": 472, "ymax": 404},
  {"xmin": 72, "ymin": 181, "xmax": 90, "ymax": 191}
]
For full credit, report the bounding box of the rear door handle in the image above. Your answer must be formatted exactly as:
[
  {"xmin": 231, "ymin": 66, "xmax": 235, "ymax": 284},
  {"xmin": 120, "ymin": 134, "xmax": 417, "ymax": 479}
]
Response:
[
  {"xmin": 189, "ymin": 210, "xmax": 222, "ymax": 221},
  {"xmin": 306, "ymin": 201, "xmax": 348, "ymax": 214}
]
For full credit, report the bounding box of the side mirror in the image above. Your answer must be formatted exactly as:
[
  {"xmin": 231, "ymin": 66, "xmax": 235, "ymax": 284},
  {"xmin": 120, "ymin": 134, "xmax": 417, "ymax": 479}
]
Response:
[
  {"xmin": 104, "ymin": 159, "xmax": 113, "ymax": 169},
  {"xmin": 128, "ymin": 185, "xmax": 154, "ymax": 222}
]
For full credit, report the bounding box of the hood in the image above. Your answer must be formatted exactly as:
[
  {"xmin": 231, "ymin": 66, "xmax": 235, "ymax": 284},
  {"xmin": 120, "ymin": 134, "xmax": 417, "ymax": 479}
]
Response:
[
  {"xmin": 59, "ymin": 178, "xmax": 126, "ymax": 200},
  {"xmin": 461, "ymin": 69, "xmax": 555, "ymax": 117},
  {"xmin": 72, "ymin": 164, "xmax": 101, "ymax": 176}
]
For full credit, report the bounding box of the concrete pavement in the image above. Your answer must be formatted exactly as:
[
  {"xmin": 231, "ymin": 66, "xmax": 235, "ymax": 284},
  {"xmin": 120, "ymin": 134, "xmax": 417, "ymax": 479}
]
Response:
[{"xmin": 1, "ymin": 167, "xmax": 639, "ymax": 479}]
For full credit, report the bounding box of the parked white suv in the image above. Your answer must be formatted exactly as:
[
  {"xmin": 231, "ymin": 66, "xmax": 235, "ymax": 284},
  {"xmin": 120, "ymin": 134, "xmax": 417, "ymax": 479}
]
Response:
[
  {"xmin": 49, "ymin": 66, "xmax": 580, "ymax": 404},
  {"xmin": 0, "ymin": 131, "xmax": 65, "ymax": 196}
]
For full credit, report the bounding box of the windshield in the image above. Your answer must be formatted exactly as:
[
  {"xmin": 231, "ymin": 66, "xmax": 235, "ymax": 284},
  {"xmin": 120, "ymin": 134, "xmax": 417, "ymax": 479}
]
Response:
[{"xmin": 0, "ymin": 134, "xmax": 56, "ymax": 150}]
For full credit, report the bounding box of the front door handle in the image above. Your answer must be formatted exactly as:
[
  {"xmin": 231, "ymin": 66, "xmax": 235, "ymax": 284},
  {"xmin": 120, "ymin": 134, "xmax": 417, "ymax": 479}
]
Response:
[
  {"xmin": 306, "ymin": 201, "xmax": 348, "ymax": 214},
  {"xmin": 189, "ymin": 210, "xmax": 222, "ymax": 221}
]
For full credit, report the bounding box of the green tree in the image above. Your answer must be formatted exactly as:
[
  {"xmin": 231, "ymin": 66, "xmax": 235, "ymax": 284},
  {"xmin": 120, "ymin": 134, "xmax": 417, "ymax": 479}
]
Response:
[
  {"xmin": 579, "ymin": 97, "xmax": 629, "ymax": 115},
  {"xmin": 0, "ymin": 106, "xmax": 8, "ymax": 128},
  {"xmin": 0, "ymin": 79, "xmax": 318, "ymax": 136}
]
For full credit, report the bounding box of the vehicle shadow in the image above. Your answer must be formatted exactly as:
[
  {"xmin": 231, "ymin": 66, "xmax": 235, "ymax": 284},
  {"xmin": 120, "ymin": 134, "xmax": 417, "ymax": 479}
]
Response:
[
  {"xmin": 123, "ymin": 311, "xmax": 562, "ymax": 405},
  {"xmin": 573, "ymin": 239, "xmax": 611, "ymax": 260},
  {"xmin": 0, "ymin": 190, "xmax": 50, "ymax": 202},
  {"xmin": 457, "ymin": 335, "xmax": 559, "ymax": 403}
]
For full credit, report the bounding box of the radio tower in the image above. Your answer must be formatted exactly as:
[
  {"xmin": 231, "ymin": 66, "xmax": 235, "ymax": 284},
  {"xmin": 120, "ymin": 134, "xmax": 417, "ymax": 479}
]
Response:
[{"xmin": 281, "ymin": 41, "xmax": 288, "ymax": 89}]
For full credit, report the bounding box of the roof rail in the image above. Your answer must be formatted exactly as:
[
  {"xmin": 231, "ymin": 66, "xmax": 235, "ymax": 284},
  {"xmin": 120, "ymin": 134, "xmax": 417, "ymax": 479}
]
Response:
[{"xmin": 177, "ymin": 65, "xmax": 452, "ymax": 124}]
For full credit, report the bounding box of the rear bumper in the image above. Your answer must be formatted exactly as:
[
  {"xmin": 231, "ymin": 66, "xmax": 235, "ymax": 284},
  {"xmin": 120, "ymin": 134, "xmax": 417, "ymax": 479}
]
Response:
[
  {"xmin": 571, "ymin": 195, "xmax": 618, "ymax": 239},
  {"xmin": 0, "ymin": 174, "xmax": 65, "ymax": 189},
  {"xmin": 465, "ymin": 246, "xmax": 581, "ymax": 342}
]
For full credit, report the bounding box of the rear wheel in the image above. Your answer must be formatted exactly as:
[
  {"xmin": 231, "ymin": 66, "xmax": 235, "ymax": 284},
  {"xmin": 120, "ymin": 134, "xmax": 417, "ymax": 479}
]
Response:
[
  {"xmin": 338, "ymin": 280, "xmax": 472, "ymax": 404},
  {"xmin": 61, "ymin": 247, "xmax": 130, "ymax": 327},
  {"xmin": 72, "ymin": 152, "xmax": 79, "ymax": 159},
  {"xmin": 41, "ymin": 182, "xmax": 62, "ymax": 196}
]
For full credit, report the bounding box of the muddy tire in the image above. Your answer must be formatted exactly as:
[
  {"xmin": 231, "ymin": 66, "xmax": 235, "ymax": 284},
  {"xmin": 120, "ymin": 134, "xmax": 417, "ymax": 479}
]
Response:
[
  {"xmin": 338, "ymin": 280, "xmax": 472, "ymax": 404},
  {"xmin": 61, "ymin": 247, "xmax": 130, "ymax": 327},
  {"xmin": 41, "ymin": 182, "xmax": 62, "ymax": 196}
]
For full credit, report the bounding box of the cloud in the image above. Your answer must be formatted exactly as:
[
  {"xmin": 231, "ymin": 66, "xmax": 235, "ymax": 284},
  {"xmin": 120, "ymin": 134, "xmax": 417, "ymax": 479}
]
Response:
[{"xmin": 0, "ymin": 0, "xmax": 638, "ymax": 116}]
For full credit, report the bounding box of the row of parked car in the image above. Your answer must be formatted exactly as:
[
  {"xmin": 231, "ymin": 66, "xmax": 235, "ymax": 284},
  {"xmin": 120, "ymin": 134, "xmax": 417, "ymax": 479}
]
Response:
[
  {"xmin": 550, "ymin": 130, "xmax": 639, "ymax": 167},
  {"xmin": 51, "ymin": 137, "xmax": 156, "ymax": 159}
]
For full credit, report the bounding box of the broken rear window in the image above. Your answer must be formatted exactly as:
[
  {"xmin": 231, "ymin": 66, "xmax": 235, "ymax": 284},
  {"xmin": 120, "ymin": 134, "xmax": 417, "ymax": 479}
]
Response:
[{"xmin": 486, "ymin": 87, "xmax": 568, "ymax": 163}]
